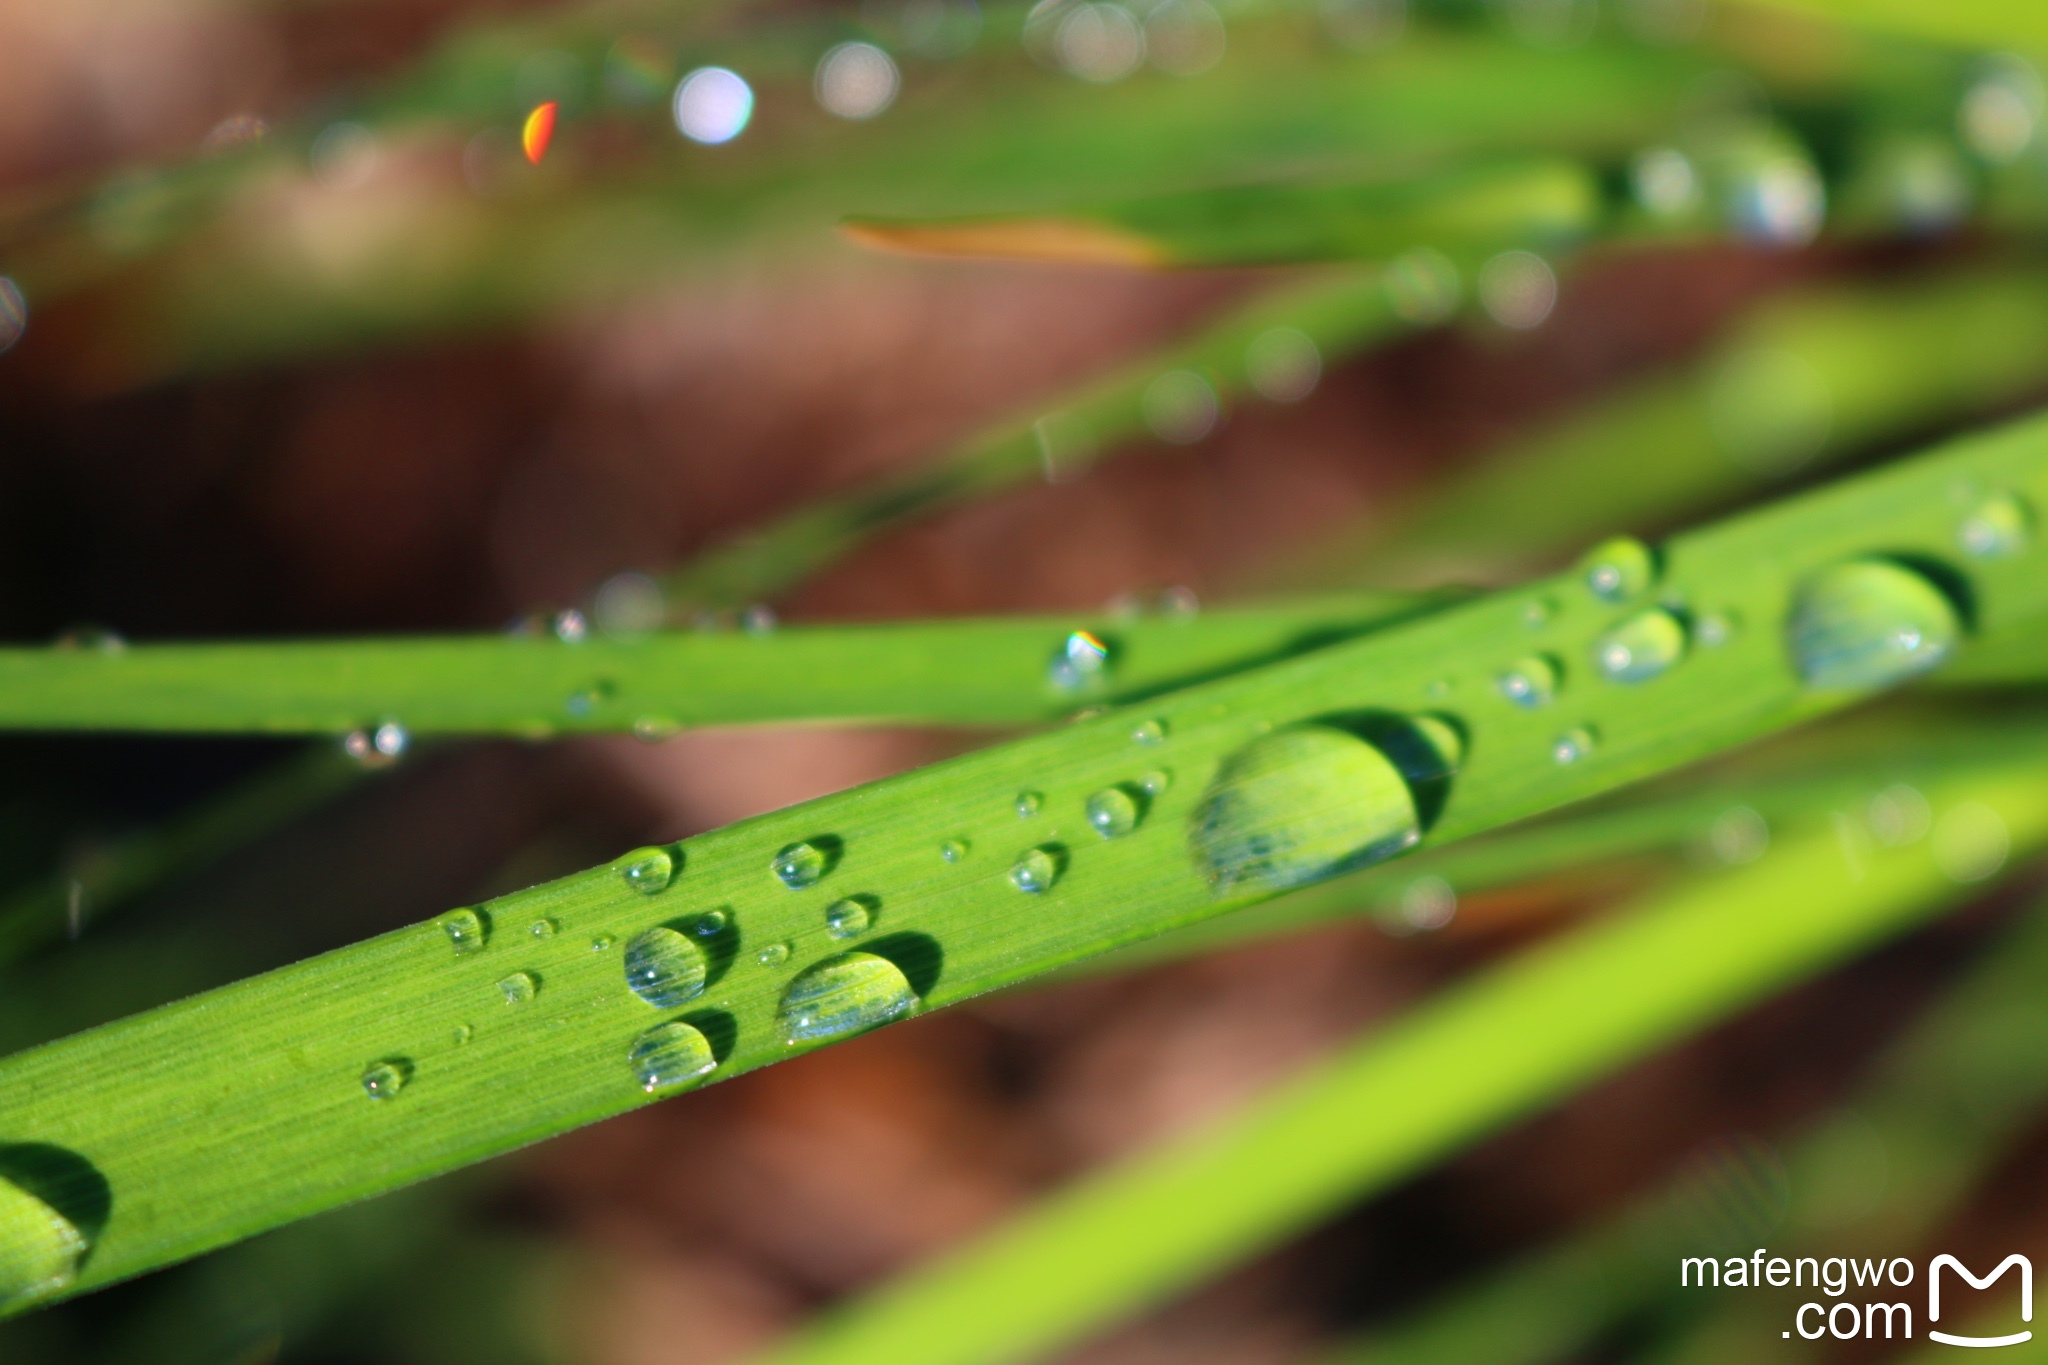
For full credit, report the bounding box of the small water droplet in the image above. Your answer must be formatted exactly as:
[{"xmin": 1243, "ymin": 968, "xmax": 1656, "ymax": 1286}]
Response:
[
  {"xmin": 591, "ymin": 934, "xmax": 615, "ymax": 952},
  {"xmin": 1400, "ymin": 875, "xmax": 1457, "ymax": 930},
  {"xmin": 1190, "ymin": 725, "xmax": 1424, "ymax": 893},
  {"xmin": 1696, "ymin": 611, "xmax": 1739, "ymax": 647},
  {"xmin": 623, "ymin": 927, "xmax": 708, "ymax": 1008},
  {"xmin": 530, "ymin": 918, "xmax": 558, "ymax": 939},
  {"xmin": 1015, "ymin": 791, "xmax": 1043, "ymax": 818},
  {"xmin": 742, "ymin": 603, "xmax": 779, "ymax": 635},
  {"xmin": 1049, "ymin": 630, "xmax": 1112, "ymax": 691},
  {"xmin": 1010, "ymin": 846, "xmax": 1063, "ymax": 892},
  {"xmin": 1595, "ymin": 608, "xmax": 1689, "ymax": 683},
  {"xmin": 53, "ymin": 625, "xmax": 126, "ymax": 654},
  {"xmin": 693, "ymin": 909, "xmax": 728, "ymax": 937},
  {"xmin": 1868, "ymin": 784, "xmax": 1932, "ymax": 846},
  {"xmin": 0, "ymin": 1172, "xmax": 89, "ymax": 1309},
  {"xmin": 618, "ymin": 846, "xmax": 676, "ymax": 894},
  {"xmin": 1580, "ymin": 536, "xmax": 1656, "ymax": 603},
  {"xmin": 372, "ymin": 722, "xmax": 408, "ymax": 757},
  {"xmin": 1424, "ymin": 678, "xmax": 1455, "ymax": 699},
  {"xmin": 1933, "ymin": 801, "xmax": 2009, "ymax": 883},
  {"xmin": 361, "ymin": 1059, "xmax": 409, "ymax": 1099},
  {"xmin": 1159, "ymin": 585, "xmax": 1201, "ymax": 617},
  {"xmin": 633, "ymin": 715, "xmax": 681, "ymax": 743},
  {"xmin": 342, "ymin": 729, "xmax": 397, "ymax": 767},
  {"xmin": 825, "ymin": 897, "xmax": 874, "ymax": 938},
  {"xmin": 1552, "ymin": 727, "xmax": 1597, "ymax": 764},
  {"xmin": 756, "ymin": 941, "xmax": 791, "ymax": 966},
  {"xmin": 1786, "ymin": 560, "xmax": 1960, "ymax": 691},
  {"xmin": 554, "ymin": 609, "xmax": 589, "ymax": 643},
  {"xmin": 1522, "ymin": 598, "xmax": 1556, "ymax": 629},
  {"xmin": 452, "ymin": 1025, "xmax": 473, "ymax": 1046},
  {"xmin": 630, "ymin": 1020, "xmax": 718, "ymax": 1092},
  {"xmin": 1958, "ymin": 491, "xmax": 2033, "ymax": 559},
  {"xmin": 1496, "ymin": 655, "xmax": 1558, "ymax": 708},
  {"xmin": 1140, "ymin": 769, "xmax": 1172, "ymax": 796},
  {"xmin": 1708, "ymin": 806, "xmax": 1770, "ymax": 864},
  {"xmin": 778, "ymin": 952, "xmax": 917, "ymax": 1043},
  {"xmin": 1132, "ymin": 718, "xmax": 1167, "ymax": 746},
  {"xmin": 498, "ymin": 971, "xmax": 538, "ymax": 1006},
  {"xmin": 442, "ymin": 910, "xmax": 489, "ymax": 955},
  {"xmin": 940, "ymin": 838, "xmax": 969, "ymax": 863},
  {"xmin": 1085, "ymin": 786, "xmax": 1143, "ymax": 839},
  {"xmin": 773, "ymin": 841, "xmax": 830, "ymax": 889}
]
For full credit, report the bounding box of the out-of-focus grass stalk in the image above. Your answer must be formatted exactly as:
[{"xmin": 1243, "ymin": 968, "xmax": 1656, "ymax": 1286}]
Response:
[
  {"xmin": 752, "ymin": 767, "xmax": 2048, "ymax": 1365},
  {"xmin": 1734, "ymin": 0, "xmax": 2048, "ymax": 49},
  {"xmin": 1283, "ymin": 265, "xmax": 2048, "ymax": 590},
  {"xmin": 1322, "ymin": 877, "xmax": 2048, "ymax": 1365}
]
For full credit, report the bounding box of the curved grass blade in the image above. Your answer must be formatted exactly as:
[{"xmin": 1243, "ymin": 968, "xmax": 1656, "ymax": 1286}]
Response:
[
  {"xmin": 755, "ymin": 766, "xmax": 2048, "ymax": 1365},
  {"xmin": 0, "ymin": 592, "xmax": 1445, "ymax": 736},
  {"xmin": 841, "ymin": 158, "xmax": 1599, "ymax": 266},
  {"xmin": 1, "ymin": 418, "xmax": 2045, "ymax": 1309}
]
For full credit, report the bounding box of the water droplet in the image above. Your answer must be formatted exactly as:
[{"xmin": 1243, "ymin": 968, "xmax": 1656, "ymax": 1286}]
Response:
[
  {"xmin": 773, "ymin": 841, "xmax": 830, "ymax": 889},
  {"xmin": 1015, "ymin": 791, "xmax": 1044, "ymax": 818},
  {"xmin": 442, "ymin": 910, "xmax": 488, "ymax": 955},
  {"xmin": 361, "ymin": 1060, "xmax": 409, "ymax": 1099},
  {"xmin": 618, "ymin": 846, "xmax": 676, "ymax": 894},
  {"xmin": 530, "ymin": 918, "xmax": 558, "ymax": 939},
  {"xmin": 1696, "ymin": 611, "xmax": 1739, "ymax": 647},
  {"xmin": 825, "ymin": 897, "xmax": 874, "ymax": 938},
  {"xmin": 1085, "ymin": 786, "xmax": 1142, "ymax": 839},
  {"xmin": 630, "ymin": 1020, "xmax": 718, "ymax": 1092},
  {"xmin": 940, "ymin": 838, "xmax": 969, "ymax": 863},
  {"xmin": 1132, "ymin": 718, "xmax": 1167, "ymax": 746},
  {"xmin": 1159, "ymin": 585, "xmax": 1201, "ymax": 618},
  {"xmin": 0, "ymin": 1174, "xmax": 88, "ymax": 1309},
  {"xmin": 1580, "ymin": 536, "xmax": 1656, "ymax": 603},
  {"xmin": 756, "ymin": 941, "xmax": 791, "ymax": 966},
  {"xmin": 1595, "ymin": 608, "xmax": 1689, "ymax": 684},
  {"xmin": 1708, "ymin": 806, "xmax": 1769, "ymax": 865},
  {"xmin": 498, "ymin": 972, "xmax": 538, "ymax": 1006},
  {"xmin": 1933, "ymin": 802, "xmax": 2009, "ymax": 883},
  {"xmin": 1190, "ymin": 725, "xmax": 1424, "ymax": 893},
  {"xmin": 1049, "ymin": 630, "xmax": 1112, "ymax": 691},
  {"xmin": 1425, "ymin": 677, "xmax": 1455, "ymax": 699},
  {"xmin": 693, "ymin": 909, "xmax": 728, "ymax": 937},
  {"xmin": 1496, "ymin": 655, "xmax": 1558, "ymax": 708},
  {"xmin": 623, "ymin": 927, "xmax": 708, "ymax": 1008},
  {"xmin": 52, "ymin": 625, "xmax": 126, "ymax": 654},
  {"xmin": 1522, "ymin": 598, "xmax": 1556, "ymax": 629},
  {"xmin": 778, "ymin": 952, "xmax": 917, "ymax": 1043},
  {"xmin": 741, "ymin": 603, "xmax": 779, "ymax": 636},
  {"xmin": 591, "ymin": 934, "xmax": 615, "ymax": 952},
  {"xmin": 1552, "ymin": 727, "xmax": 1597, "ymax": 764},
  {"xmin": 1785, "ymin": 560, "xmax": 1960, "ymax": 691},
  {"xmin": 342, "ymin": 729, "xmax": 397, "ymax": 768},
  {"xmin": 633, "ymin": 715, "xmax": 680, "ymax": 743},
  {"xmin": 553, "ymin": 609, "xmax": 588, "ymax": 643},
  {"xmin": 1868, "ymin": 784, "xmax": 1932, "ymax": 846},
  {"xmin": 1400, "ymin": 876, "xmax": 1456, "ymax": 930},
  {"xmin": 1958, "ymin": 491, "xmax": 2033, "ymax": 559},
  {"xmin": 1140, "ymin": 769, "xmax": 1172, "ymax": 796},
  {"xmin": 372, "ymin": 722, "xmax": 408, "ymax": 757},
  {"xmin": 452, "ymin": 1025, "xmax": 473, "ymax": 1046},
  {"xmin": 1410, "ymin": 716, "xmax": 1465, "ymax": 774},
  {"xmin": 1010, "ymin": 846, "xmax": 1063, "ymax": 892}
]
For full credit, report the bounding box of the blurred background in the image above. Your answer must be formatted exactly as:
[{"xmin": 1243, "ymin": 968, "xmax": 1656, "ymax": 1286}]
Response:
[{"xmin": 0, "ymin": 0, "xmax": 2046, "ymax": 1360}]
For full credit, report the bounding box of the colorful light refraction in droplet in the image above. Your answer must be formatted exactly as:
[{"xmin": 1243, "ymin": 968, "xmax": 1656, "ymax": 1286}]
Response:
[{"xmin": 522, "ymin": 101, "xmax": 559, "ymax": 165}]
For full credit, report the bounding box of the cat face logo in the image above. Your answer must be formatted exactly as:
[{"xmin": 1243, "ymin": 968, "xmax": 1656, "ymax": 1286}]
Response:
[{"xmin": 1929, "ymin": 1255, "xmax": 2033, "ymax": 1348}]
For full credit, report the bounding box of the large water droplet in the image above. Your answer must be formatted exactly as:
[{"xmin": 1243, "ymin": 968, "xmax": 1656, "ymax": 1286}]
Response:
[
  {"xmin": 778, "ymin": 952, "xmax": 917, "ymax": 1043},
  {"xmin": 1785, "ymin": 560, "xmax": 1960, "ymax": 691},
  {"xmin": 623, "ymin": 927, "xmax": 708, "ymax": 1008},
  {"xmin": 1190, "ymin": 725, "xmax": 1423, "ymax": 893},
  {"xmin": 361, "ymin": 1059, "xmax": 409, "ymax": 1098},
  {"xmin": 0, "ymin": 1176, "xmax": 88, "ymax": 1309},
  {"xmin": 1580, "ymin": 536, "xmax": 1656, "ymax": 603},
  {"xmin": 1085, "ymin": 786, "xmax": 1142, "ymax": 839},
  {"xmin": 1009, "ymin": 846, "xmax": 1063, "ymax": 893},
  {"xmin": 498, "ymin": 972, "xmax": 538, "ymax": 1006},
  {"xmin": 630, "ymin": 1020, "xmax": 719, "ymax": 1092},
  {"xmin": 773, "ymin": 841, "xmax": 830, "ymax": 889},
  {"xmin": 1958, "ymin": 492, "xmax": 2033, "ymax": 559},
  {"xmin": 618, "ymin": 846, "xmax": 676, "ymax": 894},
  {"xmin": 1595, "ymin": 609, "xmax": 1688, "ymax": 683},
  {"xmin": 1049, "ymin": 630, "xmax": 1112, "ymax": 691},
  {"xmin": 1496, "ymin": 655, "xmax": 1558, "ymax": 708},
  {"xmin": 825, "ymin": 897, "xmax": 874, "ymax": 938}
]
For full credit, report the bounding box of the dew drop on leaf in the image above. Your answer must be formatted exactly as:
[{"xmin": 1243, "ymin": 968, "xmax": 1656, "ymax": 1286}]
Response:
[
  {"xmin": 529, "ymin": 918, "xmax": 558, "ymax": 939},
  {"xmin": 497, "ymin": 972, "xmax": 537, "ymax": 1006},
  {"xmin": 590, "ymin": 934, "xmax": 615, "ymax": 952},
  {"xmin": 618, "ymin": 846, "xmax": 676, "ymax": 894},
  {"xmin": 1496, "ymin": 655, "xmax": 1558, "ymax": 707},
  {"xmin": 825, "ymin": 897, "xmax": 873, "ymax": 938},
  {"xmin": 940, "ymin": 838, "xmax": 969, "ymax": 863},
  {"xmin": 1595, "ymin": 608, "xmax": 1688, "ymax": 683},
  {"xmin": 1786, "ymin": 560, "xmax": 1960, "ymax": 691},
  {"xmin": 1048, "ymin": 630, "xmax": 1111, "ymax": 691},
  {"xmin": 441, "ymin": 910, "xmax": 488, "ymax": 955},
  {"xmin": 361, "ymin": 1060, "xmax": 409, "ymax": 1099},
  {"xmin": 1552, "ymin": 727, "xmax": 1597, "ymax": 764},
  {"xmin": 773, "ymin": 841, "xmax": 829, "ymax": 889},
  {"xmin": 1140, "ymin": 769, "xmax": 1172, "ymax": 796},
  {"xmin": 1579, "ymin": 536, "xmax": 1656, "ymax": 603},
  {"xmin": 1085, "ymin": 786, "xmax": 1142, "ymax": 839},
  {"xmin": 1009, "ymin": 846, "xmax": 1062, "ymax": 892},
  {"xmin": 623, "ymin": 927, "xmax": 708, "ymax": 1008},
  {"xmin": 0, "ymin": 1175, "xmax": 89, "ymax": 1309},
  {"xmin": 756, "ymin": 941, "xmax": 791, "ymax": 966},
  {"xmin": 1958, "ymin": 491, "xmax": 2033, "ymax": 559},
  {"xmin": 778, "ymin": 952, "xmax": 917, "ymax": 1043},
  {"xmin": 1189, "ymin": 724, "xmax": 1426, "ymax": 893},
  {"xmin": 1015, "ymin": 791, "xmax": 1043, "ymax": 818},
  {"xmin": 630, "ymin": 1020, "xmax": 718, "ymax": 1093},
  {"xmin": 1132, "ymin": 718, "xmax": 1167, "ymax": 746}
]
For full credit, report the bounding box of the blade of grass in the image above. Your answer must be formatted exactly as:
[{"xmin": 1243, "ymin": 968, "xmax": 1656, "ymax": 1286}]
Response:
[
  {"xmin": 752, "ymin": 765, "xmax": 2048, "ymax": 1365},
  {"xmin": 2, "ymin": 416, "xmax": 2045, "ymax": 1309},
  {"xmin": 1733, "ymin": 0, "xmax": 2048, "ymax": 49}
]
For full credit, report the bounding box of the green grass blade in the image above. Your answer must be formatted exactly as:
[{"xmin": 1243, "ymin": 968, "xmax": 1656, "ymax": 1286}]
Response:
[
  {"xmin": 1734, "ymin": 0, "xmax": 2048, "ymax": 48},
  {"xmin": 0, "ymin": 592, "xmax": 1445, "ymax": 736},
  {"xmin": 755, "ymin": 765, "xmax": 2048, "ymax": 1365},
  {"xmin": 1, "ymin": 417, "xmax": 2044, "ymax": 1308}
]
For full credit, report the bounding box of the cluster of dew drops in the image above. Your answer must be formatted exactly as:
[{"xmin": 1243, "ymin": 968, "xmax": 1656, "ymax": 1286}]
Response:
[{"xmin": 359, "ymin": 720, "xmax": 1178, "ymax": 1104}]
